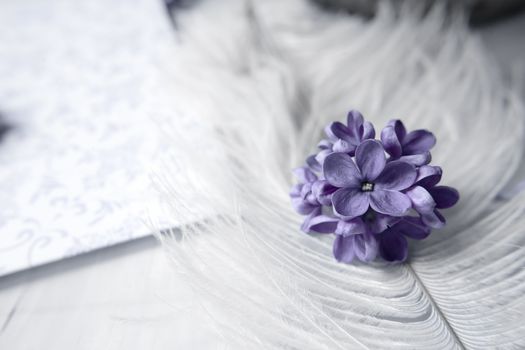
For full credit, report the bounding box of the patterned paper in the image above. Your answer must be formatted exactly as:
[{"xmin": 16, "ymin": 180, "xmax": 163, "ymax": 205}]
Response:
[{"xmin": 0, "ymin": 0, "xmax": 182, "ymax": 276}]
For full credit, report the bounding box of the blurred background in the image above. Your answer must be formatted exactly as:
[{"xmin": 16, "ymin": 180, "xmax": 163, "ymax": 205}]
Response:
[{"xmin": 0, "ymin": 0, "xmax": 524, "ymax": 348}]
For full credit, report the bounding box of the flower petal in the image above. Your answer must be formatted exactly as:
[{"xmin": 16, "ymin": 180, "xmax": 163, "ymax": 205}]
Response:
[
  {"xmin": 312, "ymin": 180, "xmax": 338, "ymax": 206},
  {"xmin": 406, "ymin": 186, "xmax": 436, "ymax": 214},
  {"xmin": 333, "ymin": 235, "xmax": 355, "ymax": 263},
  {"xmin": 369, "ymin": 189, "xmax": 411, "ymax": 216},
  {"xmin": 300, "ymin": 182, "xmax": 313, "ymax": 200},
  {"xmin": 318, "ymin": 139, "xmax": 332, "ymax": 150},
  {"xmin": 293, "ymin": 167, "xmax": 317, "ymax": 183},
  {"xmin": 323, "ymin": 153, "xmax": 362, "ymax": 188},
  {"xmin": 387, "ymin": 119, "xmax": 406, "ymax": 141},
  {"xmin": 315, "ymin": 149, "xmax": 333, "ymax": 166},
  {"xmin": 346, "ymin": 110, "xmax": 364, "ymax": 138},
  {"xmin": 353, "ymin": 233, "xmax": 379, "ymax": 262},
  {"xmin": 300, "ymin": 207, "xmax": 322, "ymax": 232},
  {"xmin": 394, "ymin": 216, "xmax": 431, "ymax": 240},
  {"xmin": 307, "ymin": 215, "xmax": 339, "ymax": 234},
  {"xmin": 332, "ymin": 188, "xmax": 370, "ymax": 219},
  {"xmin": 398, "ymin": 152, "xmax": 431, "ymax": 166},
  {"xmin": 415, "ymin": 165, "xmax": 442, "ymax": 188},
  {"xmin": 355, "ymin": 140, "xmax": 386, "ymax": 181},
  {"xmin": 332, "ymin": 139, "xmax": 355, "ymax": 153},
  {"xmin": 361, "ymin": 121, "xmax": 376, "ymax": 140},
  {"xmin": 323, "ymin": 124, "xmax": 337, "ymax": 141},
  {"xmin": 374, "ymin": 161, "xmax": 417, "ymax": 191},
  {"xmin": 363, "ymin": 211, "xmax": 400, "ymax": 234},
  {"xmin": 328, "ymin": 122, "xmax": 352, "ymax": 141},
  {"xmin": 380, "ymin": 125, "xmax": 402, "ymax": 158},
  {"xmin": 428, "ymin": 186, "xmax": 459, "ymax": 209},
  {"xmin": 402, "ymin": 130, "xmax": 436, "ymax": 155},
  {"xmin": 421, "ymin": 209, "xmax": 446, "ymax": 229},
  {"xmin": 292, "ymin": 197, "xmax": 318, "ymax": 215},
  {"xmin": 335, "ymin": 217, "xmax": 366, "ymax": 237},
  {"xmin": 306, "ymin": 155, "xmax": 322, "ymax": 173},
  {"xmin": 379, "ymin": 230, "xmax": 408, "ymax": 262}
]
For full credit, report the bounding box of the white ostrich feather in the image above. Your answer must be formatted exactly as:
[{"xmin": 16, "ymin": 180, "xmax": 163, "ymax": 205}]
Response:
[{"xmin": 154, "ymin": 0, "xmax": 525, "ymax": 348}]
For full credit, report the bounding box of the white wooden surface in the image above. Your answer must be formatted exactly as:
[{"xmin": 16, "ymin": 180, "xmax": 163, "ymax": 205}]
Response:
[
  {"xmin": 0, "ymin": 237, "xmax": 219, "ymax": 349},
  {"xmin": 0, "ymin": 9, "xmax": 524, "ymax": 350}
]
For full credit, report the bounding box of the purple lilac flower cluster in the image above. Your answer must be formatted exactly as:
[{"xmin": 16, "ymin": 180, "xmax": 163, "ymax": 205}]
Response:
[{"xmin": 290, "ymin": 110, "xmax": 459, "ymax": 263}]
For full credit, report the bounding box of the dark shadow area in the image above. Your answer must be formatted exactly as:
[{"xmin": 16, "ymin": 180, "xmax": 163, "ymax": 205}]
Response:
[
  {"xmin": 164, "ymin": 0, "xmax": 201, "ymax": 29},
  {"xmin": 311, "ymin": 0, "xmax": 525, "ymax": 27}
]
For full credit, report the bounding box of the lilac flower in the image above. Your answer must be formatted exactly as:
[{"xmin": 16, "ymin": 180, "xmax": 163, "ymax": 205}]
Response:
[
  {"xmin": 324, "ymin": 140, "xmax": 417, "ymax": 219},
  {"xmin": 289, "ymin": 167, "xmax": 337, "ymax": 232},
  {"xmin": 290, "ymin": 110, "xmax": 459, "ymax": 264},
  {"xmin": 405, "ymin": 165, "xmax": 459, "ymax": 228},
  {"xmin": 378, "ymin": 217, "xmax": 431, "ymax": 262},
  {"xmin": 380, "ymin": 119, "xmax": 436, "ymax": 166},
  {"xmin": 315, "ymin": 110, "xmax": 375, "ymax": 165}
]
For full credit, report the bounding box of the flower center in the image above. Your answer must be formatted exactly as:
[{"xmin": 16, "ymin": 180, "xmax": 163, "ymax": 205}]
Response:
[{"xmin": 361, "ymin": 182, "xmax": 374, "ymax": 192}]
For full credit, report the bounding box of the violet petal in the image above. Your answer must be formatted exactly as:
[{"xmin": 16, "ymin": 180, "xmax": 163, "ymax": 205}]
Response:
[
  {"xmin": 402, "ymin": 130, "xmax": 436, "ymax": 155},
  {"xmin": 323, "ymin": 153, "xmax": 362, "ymax": 188},
  {"xmin": 421, "ymin": 209, "xmax": 446, "ymax": 229},
  {"xmin": 387, "ymin": 119, "xmax": 406, "ymax": 141},
  {"xmin": 300, "ymin": 182, "xmax": 313, "ymax": 200},
  {"xmin": 379, "ymin": 230, "xmax": 408, "ymax": 262},
  {"xmin": 333, "ymin": 235, "xmax": 355, "ymax": 263},
  {"xmin": 346, "ymin": 110, "xmax": 364, "ymax": 138},
  {"xmin": 307, "ymin": 215, "xmax": 339, "ymax": 234},
  {"xmin": 374, "ymin": 160, "xmax": 417, "ymax": 191},
  {"xmin": 381, "ymin": 125, "xmax": 402, "ymax": 158},
  {"xmin": 312, "ymin": 180, "xmax": 338, "ymax": 206},
  {"xmin": 366, "ymin": 212, "xmax": 400, "ymax": 234},
  {"xmin": 335, "ymin": 217, "xmax": 367, "ymax": 237},
  {"xmin": 353, "ymin": 233, "xmax": 379, "ymax": 262},
  {"xmin": 369, "ymin": 189, "xmax": 411, "ymax": 217},
  {"xmin": 332, "ymin": 139, "xmax": 355, "ymax": 153},
  {"xmin": 361, "ymin": 121, "xmax": 376, "ymax": 140},
  {"xmin": 300, "ymin": 207, "xmax": 322, "ymax": 232},
  {"xmin": 428, "ymin": 186, "xmax": 459, "ymax": 209},
  {"xmin": 398, "ymin": 152, "xmax": 431, "ymax": 166},
  {"xmin": 306, "ymin": 155, "xmax": 322, "ymax": 173},
  {"xmin": 415, "ymin": 165, "xmax": 442, "ymax": 188},
  {"xmin": 292, "ymin": 197, "xmax": 318, "ymax": 215},
  {"xmin": 318, "ymin": 139, "xmax": 332, "ymax": 150},
  {"xmin": 406, "ymin": 186, "xmax": 436, "ymax": 214},
  {"xmin": 355, "ymin": 140, "xmax": 386, "ymax": 181},
  {"xmin": 395, "ymin": 216, "xmax": 431, "ymax": 240},
  {"xmin": 332, "ymin": 188, "xmax": 370, "ymax": 218},
  {"xmin": 323, "ymin": 124, "xmax": 337, "ymax": 141},
  {"xmin": 315, "ymin": 149, "xmax": 333, "ymax": 165},
  {"xmin": 329, "ymin": 122, "xmax": 352, "ymax": 141}
]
